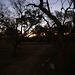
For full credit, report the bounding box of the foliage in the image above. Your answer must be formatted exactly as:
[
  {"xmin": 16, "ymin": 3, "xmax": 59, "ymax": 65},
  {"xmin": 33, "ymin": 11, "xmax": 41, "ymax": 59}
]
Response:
[{"xmin": 5, "ymin": 27, "xmax": 18, "ymax": 40}]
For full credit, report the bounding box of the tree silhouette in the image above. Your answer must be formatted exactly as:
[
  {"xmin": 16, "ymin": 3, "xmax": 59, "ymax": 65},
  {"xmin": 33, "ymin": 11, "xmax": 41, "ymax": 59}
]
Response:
[
  {"xmin": 27, "ymin": 0, "xmax": 74, "ymax": 75},
  {"xmin": 0, "ymin": 2, "xmax": 12, "ymax": 32},
  {"xmin": 12, "ymin": 7, "xmax": 43, "ymax": 57},
  {"xmin": 9, "ymin": 0, "xmax": 27, "ymax": 34},
  {"xmin": 0, "ymin": 0, "xmax": 74, "ymax": 74}
]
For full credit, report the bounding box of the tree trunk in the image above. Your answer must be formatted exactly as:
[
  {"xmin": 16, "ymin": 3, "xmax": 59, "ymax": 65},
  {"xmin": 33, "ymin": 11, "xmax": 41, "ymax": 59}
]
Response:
[
  {"xmin": 57, "ymin": 31, "xmax": 65, "ymax": 75},
  {"xmin": 27, "ymin": 3, "xmax": 66, "ymax": 75},
  {"xmin": 13, "ymin": 42, "xmax": 17, "ymax": 57}
]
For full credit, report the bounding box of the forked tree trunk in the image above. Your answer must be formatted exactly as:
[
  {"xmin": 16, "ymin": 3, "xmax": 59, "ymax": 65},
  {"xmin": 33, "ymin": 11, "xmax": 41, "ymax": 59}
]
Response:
[
  {"xmin": 39, "ymin": 6, "xmax": 65, "ymax": 75},
  {"xmin": 13, "ymin": 38, "xmax": 22, "ymax": 57}
]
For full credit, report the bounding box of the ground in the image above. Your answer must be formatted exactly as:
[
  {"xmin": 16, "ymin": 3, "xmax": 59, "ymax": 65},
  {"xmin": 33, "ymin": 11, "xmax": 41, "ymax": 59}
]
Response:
[
  {"xmin": 0, "ymin": 40, "xmax": 75, "ymax": 75},
  {"xmin": 0, "ymin": 41, "xmax": 56, "ymax": 75}
]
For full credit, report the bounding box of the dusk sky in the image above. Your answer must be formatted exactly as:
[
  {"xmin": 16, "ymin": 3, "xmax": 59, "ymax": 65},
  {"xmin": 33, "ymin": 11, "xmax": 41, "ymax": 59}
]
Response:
[
  {"xmin": 0, "ymin": 0, "xmax": 72, "ymax": 12},
  {"xmin": 0, "ymin": 0, "xmax": 73, "ymax": 31}
]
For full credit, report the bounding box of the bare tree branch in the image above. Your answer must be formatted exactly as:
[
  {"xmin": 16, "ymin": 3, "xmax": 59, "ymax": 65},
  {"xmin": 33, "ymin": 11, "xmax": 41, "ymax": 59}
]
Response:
[
  {"xmin": 62, "ymin": 0, "xmax": 73, "ymax": 24},
  {"xmin": 26, "ymin": 4, "xmax": 39, "ymax": 7},
  {"xmin": 42, "ymin": 16, "xmax": 50, "ymax": 28},
  {"xmin": 39, "ymin": 6, "xmax": 61, "ymax": 28},
  {"xmin": 39, "ymin": 0, "xmax": 43, "ymax": 6},
  {"xmin": 47, "ymin": 0, "xmax": 50, "ymax": 12},
  {"xmin": 66, "ymin": 0, "xmax": 73, "ymax": 12},
  {"xmin": 27, "ymin": 3, "xmax": 61, "ymax": 29}
]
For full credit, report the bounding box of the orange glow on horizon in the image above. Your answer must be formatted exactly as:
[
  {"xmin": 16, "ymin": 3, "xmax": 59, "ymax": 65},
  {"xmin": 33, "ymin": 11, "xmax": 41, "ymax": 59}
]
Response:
[
  {"xmin": 25, "ymin": 32, "xmax": 71, "ymax": 38},
  {"xmin": 25, "ymin": 34, "xmax": 30, "ymax": 37},
  {"xmin": 29, "ymin": 34, "xmax": 37, "ymax": 38},
  {"xmin": 25, "ymin": 34, "xmax": 37, "ymax": 38}
]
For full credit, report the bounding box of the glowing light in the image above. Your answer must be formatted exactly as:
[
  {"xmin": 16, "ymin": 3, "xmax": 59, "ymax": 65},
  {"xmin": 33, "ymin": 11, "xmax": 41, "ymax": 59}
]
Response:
[
  {"xmin": 54, "ymin": 33, "xmax": 57, "ymax": 35},
  {"xmin": 24, "ymin": 34, "xmax": 30, "ymax": 37},
  {"xmin": 54, "ymin": 32, "xmax": 70, "ymax": 35},
  {"xmin": 29, "ymin": 34, "xmax": 37, "ymax": 38},
  {"xmin": 64, "ymin": 32, "xmax": 69, "ymax": 35},
  {"xmin": 40, "ymin": 32, "xmax": 46, "ymax": 37}
]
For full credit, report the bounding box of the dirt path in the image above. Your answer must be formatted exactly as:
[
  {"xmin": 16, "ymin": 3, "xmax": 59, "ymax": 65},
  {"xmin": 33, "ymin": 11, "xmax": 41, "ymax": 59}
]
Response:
[{"xmin": 0, "ymin": 43, "xmax": 54, "ymax": 75}]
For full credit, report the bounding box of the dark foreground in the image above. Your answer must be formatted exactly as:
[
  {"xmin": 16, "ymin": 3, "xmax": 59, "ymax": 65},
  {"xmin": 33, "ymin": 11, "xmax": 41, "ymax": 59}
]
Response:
[{"xmin": 0, "ymin": 41, "xmax": 75, "ymax": 75}]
